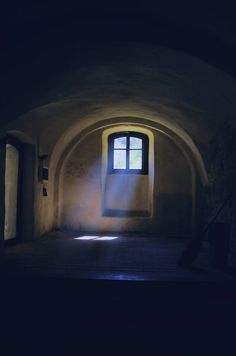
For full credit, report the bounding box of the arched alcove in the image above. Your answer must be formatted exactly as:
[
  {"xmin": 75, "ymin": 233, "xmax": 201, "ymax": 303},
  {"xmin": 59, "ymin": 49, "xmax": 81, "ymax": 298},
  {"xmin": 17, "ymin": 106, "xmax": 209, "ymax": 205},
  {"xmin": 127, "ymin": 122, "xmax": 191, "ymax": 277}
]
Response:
[{"xmin": 52, "ymin": 117, "xmax": 207, "ymax": 236}]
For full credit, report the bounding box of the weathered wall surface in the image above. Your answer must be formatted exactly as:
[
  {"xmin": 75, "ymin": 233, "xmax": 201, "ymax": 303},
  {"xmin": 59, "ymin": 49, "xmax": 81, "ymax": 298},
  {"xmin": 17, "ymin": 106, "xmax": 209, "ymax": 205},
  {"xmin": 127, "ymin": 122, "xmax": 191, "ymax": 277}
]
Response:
[
  {"xmin": 60, "ymin": 128, "xmax": 192, "ymax": 235},
  {"xmin": 103, "ymin": 175, "xmax": 151, "ymax": 214}
]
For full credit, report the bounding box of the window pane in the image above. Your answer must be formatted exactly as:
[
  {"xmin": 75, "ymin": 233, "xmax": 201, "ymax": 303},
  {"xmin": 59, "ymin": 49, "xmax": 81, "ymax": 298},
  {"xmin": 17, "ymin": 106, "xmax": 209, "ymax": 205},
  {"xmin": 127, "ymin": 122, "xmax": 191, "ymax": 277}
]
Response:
[
  {"xmin": 114, "ymin": 150, "xmax": 126, "ymax": 169},
  {"xmin": 130, "ymin": 137, "xmax": 142, "ymax": 149},
  {"xmin": 129, "ymin": 150, "xmax": 142, "ymax": 169},
  {"xmin": 114, "ymin": 137, "xmax": 127, "ymax": 149}
]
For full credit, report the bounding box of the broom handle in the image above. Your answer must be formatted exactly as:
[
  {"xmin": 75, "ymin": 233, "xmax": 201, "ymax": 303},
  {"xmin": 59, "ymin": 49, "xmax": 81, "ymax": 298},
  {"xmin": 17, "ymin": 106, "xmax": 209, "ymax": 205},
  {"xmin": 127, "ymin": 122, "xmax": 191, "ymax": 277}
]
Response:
[{"xmin": 202, "ymin": 185, "xmax": 236, "ymax": 236}]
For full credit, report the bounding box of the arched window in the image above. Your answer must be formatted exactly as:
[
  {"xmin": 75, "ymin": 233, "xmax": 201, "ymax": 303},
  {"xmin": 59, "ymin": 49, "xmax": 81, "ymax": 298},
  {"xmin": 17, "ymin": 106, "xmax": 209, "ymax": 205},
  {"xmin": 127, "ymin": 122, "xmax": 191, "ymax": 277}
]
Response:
[{"xmin": 108, "ymin": 132, "xmax": 148, "ymax": 174}]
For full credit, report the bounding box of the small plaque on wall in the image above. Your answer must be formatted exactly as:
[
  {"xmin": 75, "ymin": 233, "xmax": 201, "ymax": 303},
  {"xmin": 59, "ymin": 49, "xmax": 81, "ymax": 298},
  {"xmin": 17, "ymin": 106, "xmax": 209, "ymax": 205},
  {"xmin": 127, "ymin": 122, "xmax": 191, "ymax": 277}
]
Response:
[
  {"xmin": 42, "ymin": 167, "xmax": 48, "ymax": 181},
  {"xmin": 38, "ymin": 164, "xmax": 48, "ymax": 182}
]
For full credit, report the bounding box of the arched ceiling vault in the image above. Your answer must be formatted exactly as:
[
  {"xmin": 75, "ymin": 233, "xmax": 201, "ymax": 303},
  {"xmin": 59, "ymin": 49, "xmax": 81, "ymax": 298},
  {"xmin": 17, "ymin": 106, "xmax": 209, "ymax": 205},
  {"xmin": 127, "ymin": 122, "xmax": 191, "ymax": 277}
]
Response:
[
  {"xmin": 3, "ymin": 43, "xmax": 236, "ymax": 159},
  {"xmin": 1, "ymin": 2, "xmax": 236, "ymax": 127}
]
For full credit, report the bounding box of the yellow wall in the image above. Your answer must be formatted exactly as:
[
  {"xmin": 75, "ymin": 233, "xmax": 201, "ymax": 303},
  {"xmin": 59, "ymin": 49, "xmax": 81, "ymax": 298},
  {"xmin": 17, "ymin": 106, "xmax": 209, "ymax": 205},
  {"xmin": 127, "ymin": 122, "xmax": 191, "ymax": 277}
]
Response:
[{"xmin": 60, "ymin": 126, "xmax": 192, "ymax": 235}]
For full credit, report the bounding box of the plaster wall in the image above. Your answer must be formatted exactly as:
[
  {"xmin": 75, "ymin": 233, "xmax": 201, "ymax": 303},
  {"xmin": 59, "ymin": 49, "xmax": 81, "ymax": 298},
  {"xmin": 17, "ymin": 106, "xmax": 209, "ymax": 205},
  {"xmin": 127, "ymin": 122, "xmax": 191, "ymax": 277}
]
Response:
[
  {"xmin": 60, "ymin": 127, "xmax": 192, "ymax": 235},
  {"xmin": 103, "ymin": 175, "xmax": 150, "ymax": 214}
]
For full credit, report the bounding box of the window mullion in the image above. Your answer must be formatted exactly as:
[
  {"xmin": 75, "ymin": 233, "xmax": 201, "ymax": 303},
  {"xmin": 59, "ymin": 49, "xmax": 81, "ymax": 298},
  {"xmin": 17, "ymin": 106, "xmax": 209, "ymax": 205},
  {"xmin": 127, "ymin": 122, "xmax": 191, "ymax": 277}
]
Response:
[
  {"xmin": 126, "ymin": 134, "xmax": 130, "ymax": 170},
  {"xmin": 112, "ymin": 138, "xmax": 115, "ymax": 171}
]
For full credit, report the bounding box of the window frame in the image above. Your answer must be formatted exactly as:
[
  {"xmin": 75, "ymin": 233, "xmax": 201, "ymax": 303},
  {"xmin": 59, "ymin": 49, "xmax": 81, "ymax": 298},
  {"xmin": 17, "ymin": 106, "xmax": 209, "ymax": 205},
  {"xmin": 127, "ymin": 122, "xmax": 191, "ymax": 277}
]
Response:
[{"xmin": 107, "ymin": 132, "xmax": 148, "ymax": 174}]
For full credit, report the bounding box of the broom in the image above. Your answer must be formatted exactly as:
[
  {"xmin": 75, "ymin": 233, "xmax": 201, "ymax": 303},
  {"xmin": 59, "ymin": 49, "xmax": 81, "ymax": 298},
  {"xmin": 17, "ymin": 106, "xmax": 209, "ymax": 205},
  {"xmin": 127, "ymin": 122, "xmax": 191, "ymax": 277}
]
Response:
[{"xmin": 178, "ymin": 185, "xmax": 236, "ymax": 268}]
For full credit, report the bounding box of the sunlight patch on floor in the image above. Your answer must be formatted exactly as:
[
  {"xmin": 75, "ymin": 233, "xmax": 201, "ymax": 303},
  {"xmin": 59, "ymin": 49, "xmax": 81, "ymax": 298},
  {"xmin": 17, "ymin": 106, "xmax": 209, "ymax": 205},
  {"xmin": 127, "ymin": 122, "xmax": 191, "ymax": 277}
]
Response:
[{"xmin": 74, "ymin": 236, "xmax": 118, "ymax": 241}]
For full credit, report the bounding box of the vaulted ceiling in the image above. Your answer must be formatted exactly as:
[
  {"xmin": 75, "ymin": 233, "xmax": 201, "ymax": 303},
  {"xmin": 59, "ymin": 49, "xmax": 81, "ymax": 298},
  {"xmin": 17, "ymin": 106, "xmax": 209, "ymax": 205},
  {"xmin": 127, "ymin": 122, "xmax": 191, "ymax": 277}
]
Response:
[{"xmin": 1, "ymin": 0, "xmax": 236, "ymax": 129}]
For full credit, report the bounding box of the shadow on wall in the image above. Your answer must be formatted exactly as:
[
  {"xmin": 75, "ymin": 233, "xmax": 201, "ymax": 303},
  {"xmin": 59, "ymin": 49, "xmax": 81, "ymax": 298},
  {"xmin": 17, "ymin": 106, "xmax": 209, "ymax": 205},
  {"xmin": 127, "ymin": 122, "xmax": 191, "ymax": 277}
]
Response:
[
  {"xmin": 155, "ymin": 193, "xmax": 192, "ymax": 235},
  {"xmin": 208, "ymin": 123, "xmax": 236, "ymax": 241}
]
